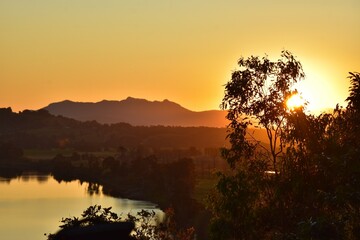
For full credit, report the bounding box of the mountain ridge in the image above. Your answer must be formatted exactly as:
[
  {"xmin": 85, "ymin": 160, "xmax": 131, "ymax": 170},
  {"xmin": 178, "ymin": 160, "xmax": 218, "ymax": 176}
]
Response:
[{"xmin": 42, "ymin": 97, "xmax": 228, "ymax": 127}]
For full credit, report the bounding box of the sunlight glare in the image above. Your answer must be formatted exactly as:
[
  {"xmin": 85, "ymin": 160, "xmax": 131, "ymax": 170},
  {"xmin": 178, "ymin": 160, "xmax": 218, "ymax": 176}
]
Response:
[{"xmin": 286, "ymin": 94, "xmax": 304, "ymax": 110}]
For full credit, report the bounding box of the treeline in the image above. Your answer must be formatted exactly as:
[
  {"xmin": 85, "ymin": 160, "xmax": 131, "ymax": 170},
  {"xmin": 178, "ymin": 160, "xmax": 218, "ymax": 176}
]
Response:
[
  {"xmin": 0, "ymin": 107, "xmax": 228, "ymax": 151},
  {"xmin": 52, "ymin": 153, "xmax": 196, "ymax": 212}
]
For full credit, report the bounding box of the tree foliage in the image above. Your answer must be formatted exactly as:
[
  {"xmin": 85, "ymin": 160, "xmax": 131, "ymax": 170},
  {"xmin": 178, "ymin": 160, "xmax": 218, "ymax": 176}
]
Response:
[
  {"xmin": 208, "ymin": 51, "xmax": 360, "ymax": 239},
  {"xmin": 221, "ymin": 50, "xmax": 305, "ymax": 172},
  {"xmin": 46, "ymin": 205, "xmax": 195, "ymax": 240}
]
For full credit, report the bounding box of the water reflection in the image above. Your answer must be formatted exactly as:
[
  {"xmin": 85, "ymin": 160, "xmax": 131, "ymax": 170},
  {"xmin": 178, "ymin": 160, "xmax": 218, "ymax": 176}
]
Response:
[
  {"xmin": 0, "ymin": 172, "xmax": 49, "ymax": 184},
  {"xmin": 0, "ymin": 174, "xmax": 161, "ymax": 240},
  {"xmin": 36, "ymin": 174, "xmax": 49, "ymax": 183},
  {"xmin": 19, "ymin": 172, "xmax": 49, "ymax": 183},
  {"xmin": 86, "ymin": 182, "xmax": 101, "ymax": 196},
  {"xmin": 0, "ymin": 177, "xmax": 11, "ymax": 183}
]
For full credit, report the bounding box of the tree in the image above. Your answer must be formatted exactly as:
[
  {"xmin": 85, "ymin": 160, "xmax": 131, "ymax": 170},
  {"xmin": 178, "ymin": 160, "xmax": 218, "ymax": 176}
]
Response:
[
  {"xmin": 0, "ymin": 142, "xmax": 23, "ymax": 161},
  {"xmin": 208, "ymin": 50, "xmax": 305, "ymax": 239},
  {"xmin": 346, "ymin": 72, "xmax": 360, "ymax": 112},
  {"xmin": 46, "ymin": 205, "xmax": 195, "ymax": 240},
  {"xmin": 221, "ymin": 50, "xmax": 305, "ymax": 173},
  {"xmin": 344, "ymin": 72, "xmax": 360, "ymax": 147},
  {"xmin": 280, "ymin": 73, "xmax": 360, "ymax": 239},
  {"xmin": 208, "ymin": 51, "xmax": 360, "ymax": 239}
]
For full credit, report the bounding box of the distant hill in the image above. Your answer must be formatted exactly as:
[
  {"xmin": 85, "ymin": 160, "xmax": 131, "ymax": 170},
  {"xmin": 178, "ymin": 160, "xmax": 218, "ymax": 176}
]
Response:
[{"xmin": 43, "ymin": 97, "xmax": 228, "ymax": 127}]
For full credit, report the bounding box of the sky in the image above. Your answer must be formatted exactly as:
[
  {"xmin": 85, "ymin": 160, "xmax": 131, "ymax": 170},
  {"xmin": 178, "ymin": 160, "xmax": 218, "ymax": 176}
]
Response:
[{"xmin": 1, "ymin": 0, "xmax": 359, "ymax": 112}]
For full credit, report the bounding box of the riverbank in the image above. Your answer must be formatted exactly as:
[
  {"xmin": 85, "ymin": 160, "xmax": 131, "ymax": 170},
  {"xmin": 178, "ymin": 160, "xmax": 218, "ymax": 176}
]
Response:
[{"xmin": 1, "ymin": 155, "xmax": 211, "ymax": 239}]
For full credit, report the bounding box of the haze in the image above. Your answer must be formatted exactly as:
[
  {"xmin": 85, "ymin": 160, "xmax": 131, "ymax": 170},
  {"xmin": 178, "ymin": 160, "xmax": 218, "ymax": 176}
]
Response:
[{"xmin": 1, "ymin": 0, "xmax": 359, "ymax": 112}]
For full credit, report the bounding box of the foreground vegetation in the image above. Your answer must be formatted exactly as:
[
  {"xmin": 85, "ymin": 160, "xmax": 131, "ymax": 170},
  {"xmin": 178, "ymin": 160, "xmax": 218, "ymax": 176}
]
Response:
[
  {"xmin": 208, "ymin": 51, "xmax": 360, "ymax": 239},
  {"xmin": 46, "ymin": 205, "xmax": 195, "ymax": 240}
]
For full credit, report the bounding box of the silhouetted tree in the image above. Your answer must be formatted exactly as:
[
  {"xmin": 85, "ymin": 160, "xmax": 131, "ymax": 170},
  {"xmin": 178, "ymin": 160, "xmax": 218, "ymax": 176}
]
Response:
[
  {"xmin": 220, "ymin": 50, "xmax": 304, "ymax": 173},
  {"xmin": 208, "ymin": 51, "xmax": 360, "ymax": 239},
  {"xmin": 46, "ymin": 205, "xmax": 195, "ymax": 240}
]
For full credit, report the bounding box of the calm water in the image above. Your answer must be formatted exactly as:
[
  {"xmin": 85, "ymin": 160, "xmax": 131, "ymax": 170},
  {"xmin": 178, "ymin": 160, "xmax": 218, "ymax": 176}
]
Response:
[{"xmin": 0, "ymin": 173, "xmax": 161, "ymax": 240}]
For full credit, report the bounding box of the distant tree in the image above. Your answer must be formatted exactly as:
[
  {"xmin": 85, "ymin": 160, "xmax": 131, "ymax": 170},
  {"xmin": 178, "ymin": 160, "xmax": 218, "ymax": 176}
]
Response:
[
  {"xmin": 0, "ymin": 142, "xmax": 23, "ymax": 161},
  {"xmin": 102, "ymin": 156, "xmax": 119, "ymax": 172}
]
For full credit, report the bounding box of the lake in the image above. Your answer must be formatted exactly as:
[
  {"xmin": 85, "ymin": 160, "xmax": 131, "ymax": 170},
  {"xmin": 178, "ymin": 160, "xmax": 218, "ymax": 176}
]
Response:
[{"xmin": 0, "ymin": 173, "xmax": 161, "ymax": 240}]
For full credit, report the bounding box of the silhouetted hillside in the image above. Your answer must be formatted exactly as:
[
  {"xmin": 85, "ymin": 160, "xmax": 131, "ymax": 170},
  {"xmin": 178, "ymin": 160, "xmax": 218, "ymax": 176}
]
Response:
[
  {"xmin": 43, "ymin": 97, "xmax": 228, "ymax": 127},
  {"xmin": 0, "ymin": 107, "xmax": 229, "ymax": 151}
]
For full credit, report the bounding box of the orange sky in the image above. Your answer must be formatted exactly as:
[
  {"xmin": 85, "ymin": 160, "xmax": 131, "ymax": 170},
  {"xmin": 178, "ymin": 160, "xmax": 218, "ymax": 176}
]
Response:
[{"xmin": 1, "ymin": 0, "xmax": 359, "ymax": 112}]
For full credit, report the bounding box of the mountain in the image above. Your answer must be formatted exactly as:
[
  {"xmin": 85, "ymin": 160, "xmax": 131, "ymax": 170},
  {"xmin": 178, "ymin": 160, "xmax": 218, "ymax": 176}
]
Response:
[{"xmin": 42, "ymin": 97, "xmax": 228, "ymax": 127}]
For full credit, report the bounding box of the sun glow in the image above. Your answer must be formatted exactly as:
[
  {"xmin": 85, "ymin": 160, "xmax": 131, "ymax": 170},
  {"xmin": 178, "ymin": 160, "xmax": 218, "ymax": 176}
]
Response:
[{"xmin": 286, "ymin": 94, "xmax": 305, "ymax": 110}]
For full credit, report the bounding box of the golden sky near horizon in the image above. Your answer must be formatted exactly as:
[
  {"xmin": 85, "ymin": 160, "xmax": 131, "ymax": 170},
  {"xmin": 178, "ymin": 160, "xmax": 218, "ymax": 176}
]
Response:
[{"xmin": 1, "ymin": 0, "xmax": 359, "ymax": 113}]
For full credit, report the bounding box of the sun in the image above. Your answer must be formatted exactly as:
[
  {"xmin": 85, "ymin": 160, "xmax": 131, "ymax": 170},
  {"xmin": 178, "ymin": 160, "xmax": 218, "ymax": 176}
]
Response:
[{"xmin": 286, "ymin": 94, "xmax": 304, "ymax": 110}]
